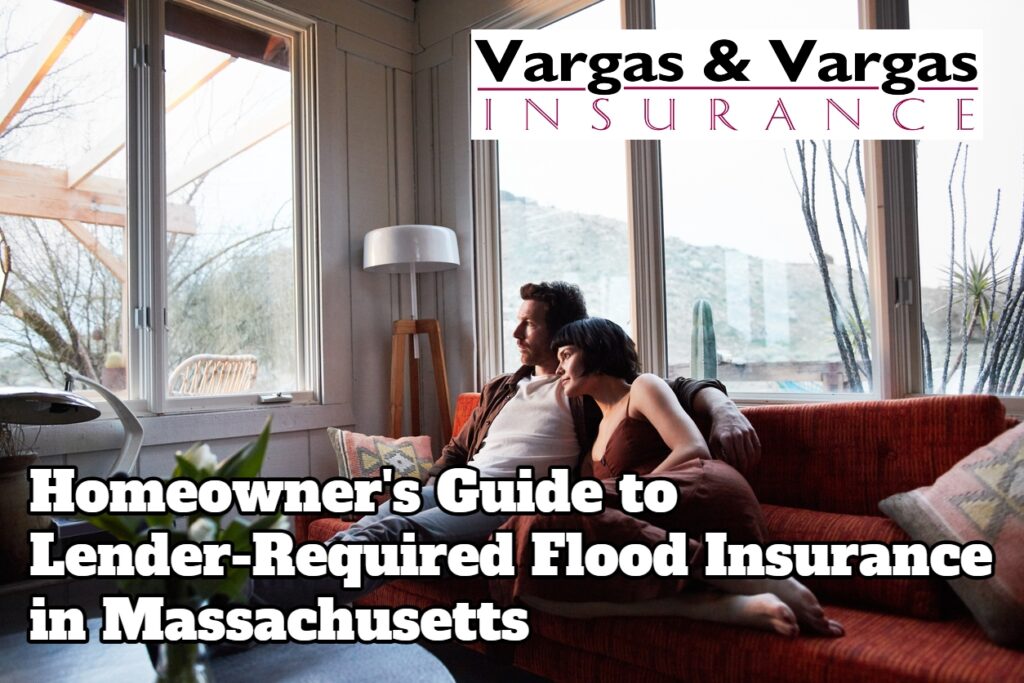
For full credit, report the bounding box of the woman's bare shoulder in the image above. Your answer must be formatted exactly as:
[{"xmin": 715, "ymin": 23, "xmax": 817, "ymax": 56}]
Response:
[
  {"xmin": 632, "ymin": 373, "xmax": 669, "ymax": 393},
  {"xmin": 630, "ymin": 373, "xmax": 675, "ymax": 406}
]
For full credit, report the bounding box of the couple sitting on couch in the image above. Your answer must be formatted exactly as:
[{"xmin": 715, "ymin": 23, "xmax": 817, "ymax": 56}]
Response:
[{"xmin": 257, "ymin": 280, "xmax": 843, "ymax": 638}]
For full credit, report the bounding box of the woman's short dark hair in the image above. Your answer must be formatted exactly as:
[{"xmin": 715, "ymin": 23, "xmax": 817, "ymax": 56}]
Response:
[
  {"xmin": 520, "ymin": 281, "xmax": 587, "ymax": 334},
  {"xmin": 551, "ymin": 317, "xmax": 641, "ymax": 381}
]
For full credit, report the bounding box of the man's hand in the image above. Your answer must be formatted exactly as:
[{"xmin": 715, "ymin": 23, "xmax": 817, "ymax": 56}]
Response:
[
  {"xmin": 690, "ymin": 386, "xmax": 762, "ymax": 474},
  {"xmin": 708, "ymin": 404, "xmax": 761, "ymax": 474}
]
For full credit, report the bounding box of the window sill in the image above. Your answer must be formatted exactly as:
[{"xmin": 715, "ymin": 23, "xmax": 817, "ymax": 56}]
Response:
[
  {"xmin": 25, "ymin": 401, "xmax": 355, "ymax": 458},
  {"xmin": 732, "ymin": 392, "xmax": 881, "ymax": 406}
]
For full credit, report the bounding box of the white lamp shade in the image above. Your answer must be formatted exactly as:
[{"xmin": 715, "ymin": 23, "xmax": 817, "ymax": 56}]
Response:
[{"xmin": 363, "ymin": 224, "xmax": 460, "ymax": 273}]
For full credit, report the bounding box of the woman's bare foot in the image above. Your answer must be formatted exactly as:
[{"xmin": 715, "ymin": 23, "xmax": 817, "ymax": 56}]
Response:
[
  {"xmin": 770, "ymin": 578, "xmax": 844, "ymax": 637},
  {"xmin": 731, "ymin": 594, "xmax": 799, "ymax": 637},
  {"xmin": 704, "ymin": 577, "xmax": 844, "ymax": 637}
]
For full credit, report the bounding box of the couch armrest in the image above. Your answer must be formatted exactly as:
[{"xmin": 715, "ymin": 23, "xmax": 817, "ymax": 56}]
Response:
[{"xmin": 292, "ymin": 513, "xmax": 319, "ymax": 544}]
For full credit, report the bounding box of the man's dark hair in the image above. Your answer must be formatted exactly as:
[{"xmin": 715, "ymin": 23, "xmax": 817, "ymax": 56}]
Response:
[
  {"xmin": 520, "ymin": 281, "xmax": 587, "ymax": 334},
  {"xmin": 551, "ymin": 317, "xmax": 640, "ymax": 382}
]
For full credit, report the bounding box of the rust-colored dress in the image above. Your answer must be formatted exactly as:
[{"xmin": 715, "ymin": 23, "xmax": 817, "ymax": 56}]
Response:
[{"xmin": 491, "ymin": 411, "xmax": 765, "ymax": 605}]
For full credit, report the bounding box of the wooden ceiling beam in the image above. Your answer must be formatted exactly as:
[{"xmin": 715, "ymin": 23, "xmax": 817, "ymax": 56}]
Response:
[
  {"xmin": 66, "ymin": 52, "xmax": 236, "ymax": 189},
  {"xmin": 166, "ymin": 98, "xmax": 290, "ymax": 195},
  {"xmin": 58, "ymin": 219, "xmax": 126, "ymax": 283},
  {"xmin": 0, "ymin": 160, "xmax": 196, "ymax": 234},
  {"xmin": 0, "ymin": 7, "xmax": 91, "ymax": 135}
]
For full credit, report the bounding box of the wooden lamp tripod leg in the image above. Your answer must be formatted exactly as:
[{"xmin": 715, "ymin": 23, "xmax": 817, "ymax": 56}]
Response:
[
  {"xmin": 424, "ymin": 320, "xmax": 452, "ymax": 445},
  {"xmin": 388, "ymin": 319, "xmax": 453, "ymax": 445},
  {"xmin": 389, "ymin": 326, "xmax": 407, "ymax": 439}
]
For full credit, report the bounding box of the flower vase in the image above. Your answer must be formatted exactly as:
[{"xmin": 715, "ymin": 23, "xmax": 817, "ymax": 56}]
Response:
[{"xmin": 155, "ymin": 641, "xmax": 214, "ymax": 683}]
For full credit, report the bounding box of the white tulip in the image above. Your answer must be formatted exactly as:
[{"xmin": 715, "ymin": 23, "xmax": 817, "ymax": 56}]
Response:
[
  {"xmin": 188, "ymin": 517, "xmax": 218, "ymax": 543},
  {"xmin": 180, "ymin": 444, "xmax": 218, "ymax": 472}
]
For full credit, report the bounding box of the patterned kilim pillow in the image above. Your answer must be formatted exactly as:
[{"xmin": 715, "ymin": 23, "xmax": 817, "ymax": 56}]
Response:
[
  {"xmin": 327, "ymin": 428, "xmax": 433, "ymax": 482},
  {"xmin": 879, "ymin": 422, "xmax": 1024, "ymax": 648}
]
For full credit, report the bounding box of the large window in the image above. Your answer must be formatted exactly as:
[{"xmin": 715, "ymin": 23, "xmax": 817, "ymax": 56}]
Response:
[
  {"xmin": 0, "ymin": 0, "xmax": 315, "ymax": 409},
  {"xmin": 478, "ymin": 0, "xmax": 1023, "ymax": 405},
  {"xmin": 496, "ymin": 0, "xmax": 631, "ymax": 370},
  {"xmin": 912, "ymin": 0, "xmax": 1024, "ymax": 397},
  {"xmin": 658, "ymin": 0, "xmax": 871, "ymax": 394},
  {"xmin": 163, "ymin": 1, "xmax": 298, "ymax": 400}
]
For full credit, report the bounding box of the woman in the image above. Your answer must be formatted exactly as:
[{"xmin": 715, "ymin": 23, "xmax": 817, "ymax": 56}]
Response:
[{"xmin": 494, "ymin": 317, "xmax": 843, "ymax": 638}]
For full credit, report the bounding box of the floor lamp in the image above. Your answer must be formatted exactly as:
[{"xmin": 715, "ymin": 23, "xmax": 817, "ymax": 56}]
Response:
[{"xmin": 364, "ymin": 224, "xmax": 460, "ymax": 444}]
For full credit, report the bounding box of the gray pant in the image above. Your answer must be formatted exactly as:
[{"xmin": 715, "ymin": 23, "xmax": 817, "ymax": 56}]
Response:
[{"xmin": 252, "ymin": 485, "xmax": 509, "ymax": 609}]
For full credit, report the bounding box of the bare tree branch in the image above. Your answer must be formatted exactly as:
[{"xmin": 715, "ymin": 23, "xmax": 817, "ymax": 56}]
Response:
[{"xmin": 940, "ymin": 143, "xmax": 963, "ymax": 392}]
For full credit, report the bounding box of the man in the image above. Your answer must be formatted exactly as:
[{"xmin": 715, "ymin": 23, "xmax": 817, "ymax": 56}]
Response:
[{"xmin": 256, "ymin": 281, "xmax": 759, "ymax": 606}]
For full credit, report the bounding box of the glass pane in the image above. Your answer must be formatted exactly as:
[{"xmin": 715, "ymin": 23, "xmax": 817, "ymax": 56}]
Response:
[
  {"xmin": 912, "ymin": 1, "xmax": 1024, "ymax": 396},
  {"xmin": 498, "ymin": 0, "xmax": 630, "ymax": 371},
  {"xmin": 658, "ymin": 1, "xmax": 870, "ymax": 393},
  {"xmin": 0, "ymin": 0, "xmax": 128, "ymax": 395},
  {"xmin": 164, "ymin": 2, "xmax": 297, "ymax": 397}
]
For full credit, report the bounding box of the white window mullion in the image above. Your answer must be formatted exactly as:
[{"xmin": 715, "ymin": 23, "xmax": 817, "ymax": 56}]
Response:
[
  {"xmin": 471, "ymin": 140, "xmax": 503, "ymax": 384},
  {"xmin": 626, "ymin": 140, "xmax": 668, "ymax": 376},
  {"xmin": 149, "ymin": 1, "xmax": 169, "ymax": 415},
  {"xmin": 624, "ymin": 0, "xmax": 666, "ymax": 375},
  {"xmin": 126, "ymin": 0, "xmax": 168, "ymax": 413},
  {"xmin": 622, "ymin": 0, "xmax": 654, "ymax": 27},
  {"xmin": 865, "ymin": 139, "xmax": 923, "ymax": 399},
  {"xmin": 293, "ymin": 23, "xmax": 319, "ymax": 400},
  {"xmin": 868, "ymin": 0, "xmax": 920, "ymax": 399},
  {"xmin": 125, "ymin": 0, "xmax": 144, "ymax": 404}
]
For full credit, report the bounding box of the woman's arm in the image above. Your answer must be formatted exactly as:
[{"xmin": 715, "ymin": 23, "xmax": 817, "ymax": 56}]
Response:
[{"xmin": 629, "ymin": 374, "xmax": 711, "ymax": 473}]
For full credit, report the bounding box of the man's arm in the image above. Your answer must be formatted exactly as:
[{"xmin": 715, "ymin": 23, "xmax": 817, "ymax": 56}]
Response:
[
  {"xmin": 691, "ymin": 387, "xmax": 761, "ymax": 474},
  {"xmin": 666, "ymin": 377, "xmax": 761, "ymax": 474}
]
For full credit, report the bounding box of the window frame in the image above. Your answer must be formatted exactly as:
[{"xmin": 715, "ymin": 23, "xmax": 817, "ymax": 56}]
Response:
[
  {"xmin": 471, "ymin": 0, "xmax": 1024, "ymax": 417},
  {"xmin": 125, "ymin": 0, "xmax": 321, "ymax": 415},
  {"xmin": 22, "ymin": 0, "xmax": 354, "ymax": 458}
]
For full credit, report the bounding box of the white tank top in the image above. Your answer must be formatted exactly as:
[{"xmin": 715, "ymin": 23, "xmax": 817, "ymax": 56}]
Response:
[{"xmin": 469, "ymin": 374, "xmax": 579, "ymax": 479}]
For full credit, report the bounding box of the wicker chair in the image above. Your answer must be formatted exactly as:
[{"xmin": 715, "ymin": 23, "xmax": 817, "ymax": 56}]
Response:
[{"xmin": 168, "ymin": 354, "xmax": 258, "ymax": 396}]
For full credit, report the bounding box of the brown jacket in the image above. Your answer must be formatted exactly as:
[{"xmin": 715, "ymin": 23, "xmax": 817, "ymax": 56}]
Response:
[{"xmin": 428, "ymin": 366, "xmax": 726, "ymax": 477}]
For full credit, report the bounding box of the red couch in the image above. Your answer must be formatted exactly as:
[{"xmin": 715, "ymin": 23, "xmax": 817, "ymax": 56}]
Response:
[{"xmin": 296, "ymin": 394, "xmax": 1024, "ymax": 682}]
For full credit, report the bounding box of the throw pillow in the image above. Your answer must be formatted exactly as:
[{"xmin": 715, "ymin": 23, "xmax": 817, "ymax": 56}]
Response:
[
  {"xmin": 879, "ymin": 422, "xmax": 1024, "ymax": 648},
  {"xmin": 327, "ymin": 428, "xmax": 433, "ymax": 482}
]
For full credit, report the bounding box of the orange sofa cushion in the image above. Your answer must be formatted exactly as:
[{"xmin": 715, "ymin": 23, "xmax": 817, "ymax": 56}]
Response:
[
  {"xmin": 453, "ymin": 392, "xmax": 480, "ymax": 436},
  {"xmin": 762, "ymin": 504, "xmax": 958, "ymax": 619},
  {"xmin": 743, "ymin": 395, "xmax": 1008, "ymax": 516}
]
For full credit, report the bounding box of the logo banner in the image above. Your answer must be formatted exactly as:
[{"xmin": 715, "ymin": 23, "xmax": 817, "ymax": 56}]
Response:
[{"xmin": 470, "ymin": 29, "xmax": 983, "ymax": 140}]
